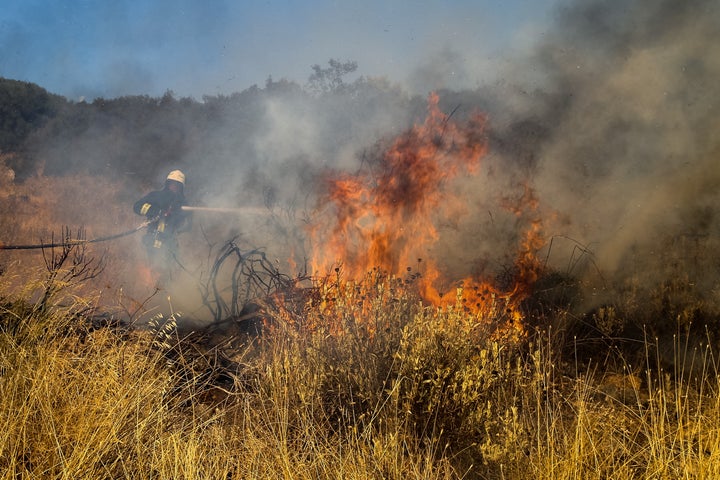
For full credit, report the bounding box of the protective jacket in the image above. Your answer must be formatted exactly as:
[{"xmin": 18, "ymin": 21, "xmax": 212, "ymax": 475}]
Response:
[{"xmin": 133, "ymin": 187, "xmax": 190, "ymax": 251}]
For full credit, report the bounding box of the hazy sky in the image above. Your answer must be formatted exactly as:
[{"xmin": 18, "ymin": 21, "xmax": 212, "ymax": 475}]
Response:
[{"xmin": 1, "ymin": 0, "xmax": 559, "ymax": 100}]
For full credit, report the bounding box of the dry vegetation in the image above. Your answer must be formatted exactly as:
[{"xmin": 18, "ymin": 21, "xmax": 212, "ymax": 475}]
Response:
[{"xmin": 1, "ymin": 175, "xmax": 720, "ymax": 479}]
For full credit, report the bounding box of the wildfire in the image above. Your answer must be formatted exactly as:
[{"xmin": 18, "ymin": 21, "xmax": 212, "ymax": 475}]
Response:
[{"xmin": 307, "ymin": 93, "xmax": 544, "ymax": 338}]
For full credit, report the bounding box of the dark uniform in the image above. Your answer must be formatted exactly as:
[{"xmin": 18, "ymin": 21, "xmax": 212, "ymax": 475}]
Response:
[{"xmin": 133, "ymin": 170, "xmax": 191, "ymax": 283}]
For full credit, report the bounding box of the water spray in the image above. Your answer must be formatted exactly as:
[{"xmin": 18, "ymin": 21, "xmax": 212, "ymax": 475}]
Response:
[{"xmin": 181, "ymin": 206, "xmax": 271, "ymax": 215}]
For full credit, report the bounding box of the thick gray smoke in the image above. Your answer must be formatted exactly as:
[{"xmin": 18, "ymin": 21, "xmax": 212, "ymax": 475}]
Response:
[
  {"xmin": 167, "ymin": 0, "xmax": 720, "ymax": 320},
  {"xmin": 20, "ymin": 0, "xmax": 715, "ymax": 322},
  {"xmin": 179, "ymin": 84, "xmax": 419, "ymax": 264},
  {"xmin": 472, "ymin": 0, "xmax": 720, "ymax": 297}
]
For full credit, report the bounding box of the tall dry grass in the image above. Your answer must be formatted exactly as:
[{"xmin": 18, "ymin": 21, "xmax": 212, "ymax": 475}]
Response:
[
  {"xmin": 2, "ymin": 265, "xmax": 720, "ymax": 479},
  {"xmin": 1, "ymin": 173, "xmax": 720, "ymax": 478}
]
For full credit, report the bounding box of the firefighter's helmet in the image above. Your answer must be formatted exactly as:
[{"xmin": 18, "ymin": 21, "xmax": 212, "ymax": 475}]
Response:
[{"xmin": 166, "ymin": 170, "xmax": 185, "ymax": 186}]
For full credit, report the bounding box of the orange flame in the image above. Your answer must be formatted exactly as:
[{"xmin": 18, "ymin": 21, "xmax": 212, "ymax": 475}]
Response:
[{"xmin": 307, "ymin": 93, "xmax": 544, "ymax": 338}]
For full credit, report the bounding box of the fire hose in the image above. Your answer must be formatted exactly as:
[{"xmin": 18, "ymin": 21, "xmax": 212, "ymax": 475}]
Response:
[
  {"xmin": 0, "ymin": 206, "xmax": 268, "ymax": 250},
  {"xmin": 0, "ymin": 217, "xmax": 158, "ymax": 250},
  {"xmin": 180, "ymin": 206, "xmax": 270, "ymax": 214}
]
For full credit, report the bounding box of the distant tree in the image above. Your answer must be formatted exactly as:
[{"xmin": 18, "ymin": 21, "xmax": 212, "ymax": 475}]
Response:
[
  {"xmin": 1, "ymin": 66, "xmax": 422, "ymax": 198},
  {"xmin": 159, "ymin": 89, "xmax": 176, "ymax": 107},
  {"xmin": 0, "ymin": 78, "xmax": 65, "ymax": 151},
  {"xmin": 265, "ymin": 76, "xmax": 303, "ymax": 96},
  {"xmin": 306, "ymin": 59, "xmax": 358, "ymax": 95}
]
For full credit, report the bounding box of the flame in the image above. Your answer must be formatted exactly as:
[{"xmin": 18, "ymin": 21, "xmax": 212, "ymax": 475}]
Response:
[{"xmin": 306, "ymin": 93, "xmax": 544, "ymax": 339}]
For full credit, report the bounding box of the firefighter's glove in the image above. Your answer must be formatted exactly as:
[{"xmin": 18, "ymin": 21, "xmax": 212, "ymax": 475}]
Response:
[{"xmin": 139, "ymin": 203, "xmax": 161, "ymax": 218}]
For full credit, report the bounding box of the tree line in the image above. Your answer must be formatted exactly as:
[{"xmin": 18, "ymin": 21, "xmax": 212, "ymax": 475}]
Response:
[{"xmin": 0, "ymin": 60, "xmax": 429, "ymax": 187}]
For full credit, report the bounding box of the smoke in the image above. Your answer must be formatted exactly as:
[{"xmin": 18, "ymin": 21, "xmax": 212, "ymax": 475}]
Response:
[
  {"xmin": 171, "ymin": 0, "xmax": 720, "ymax": 319},
  {"xmin": 470, "ymin": 0, "xmax": 720, "ymax": 292},
  {"xmin": 168, "ymin": 83, "xmax": 419, "ymax": 292},
  {"xmin": 9, "ymin": 0, "xmax": 719, "ymax": 323}
]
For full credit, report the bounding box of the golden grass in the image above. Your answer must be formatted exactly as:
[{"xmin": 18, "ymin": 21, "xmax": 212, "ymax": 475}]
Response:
[
  {"xmin": 1, "ymin": 175, "xmax": 720, "ymax": 478},
  {"xmin": 1, "ymin": 268, "xmax": 719, "ymax": 479}
]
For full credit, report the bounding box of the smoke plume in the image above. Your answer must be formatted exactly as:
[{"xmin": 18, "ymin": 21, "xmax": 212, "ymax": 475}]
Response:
[
  {"xmin": 169, "ymin": 0, "xmax": 720, "ymax": 319},
  {"xmin": 8, "ymin": 0, "xmax": 718, "ymax": 324},
  {"xmin": 479, "ymin": 0, "xmax": 720, "ymax": 293}
]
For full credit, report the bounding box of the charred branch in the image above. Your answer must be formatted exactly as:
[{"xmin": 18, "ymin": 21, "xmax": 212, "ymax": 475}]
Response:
[
  {"xmin": 199, "ymin": 238, "xmax": 296, "ymax": 324},
  {"xmin": 39, "ymin": 226, "xmax": 106, "ymax": 312}
]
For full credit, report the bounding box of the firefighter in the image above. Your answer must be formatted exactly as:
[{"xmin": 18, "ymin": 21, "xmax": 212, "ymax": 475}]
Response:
[{"xmin": 133, "ymin": 170, "xmax": 191, "ymax": 283}]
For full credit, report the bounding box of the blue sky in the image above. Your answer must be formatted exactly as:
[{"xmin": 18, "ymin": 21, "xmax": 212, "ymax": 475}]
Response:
[{"xmin": 1, "ymin": 0, "xmax": 559, "ymax": 101}]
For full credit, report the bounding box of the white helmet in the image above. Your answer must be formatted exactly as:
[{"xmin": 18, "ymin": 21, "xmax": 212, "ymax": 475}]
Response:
[{"xmin": 166, "ymin": 170, "xmax": 185, "ymax": 185}]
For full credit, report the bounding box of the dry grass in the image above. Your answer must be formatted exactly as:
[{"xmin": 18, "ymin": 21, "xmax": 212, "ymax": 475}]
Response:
[
  {"xmin": 1, "ymin": 174, "xmax": 720, "ymax": 478},
  {"xmin": 1, "ymin": 265, "xmax": 720, "ymax": 479}
]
